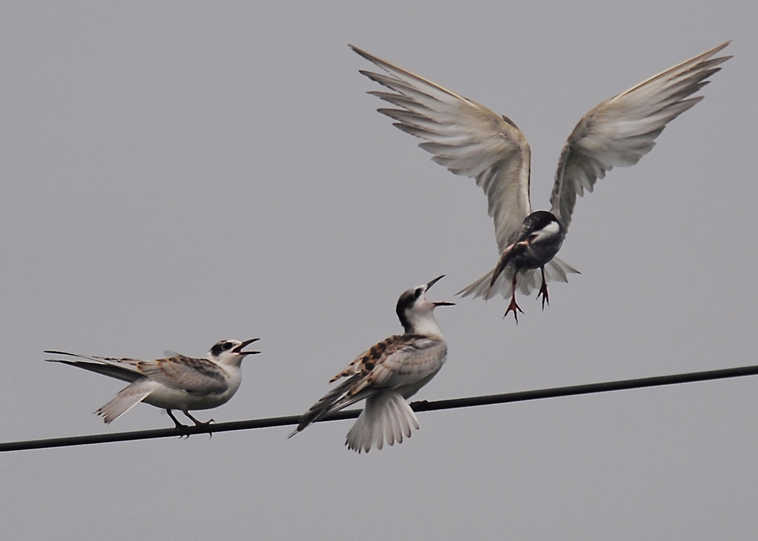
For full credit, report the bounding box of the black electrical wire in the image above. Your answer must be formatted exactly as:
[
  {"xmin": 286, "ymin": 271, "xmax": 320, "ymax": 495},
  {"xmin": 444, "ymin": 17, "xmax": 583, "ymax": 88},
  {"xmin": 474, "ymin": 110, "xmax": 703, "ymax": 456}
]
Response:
[{"xmin": 2, "ymin": 363, "xmax": 757, "ymax": 453}]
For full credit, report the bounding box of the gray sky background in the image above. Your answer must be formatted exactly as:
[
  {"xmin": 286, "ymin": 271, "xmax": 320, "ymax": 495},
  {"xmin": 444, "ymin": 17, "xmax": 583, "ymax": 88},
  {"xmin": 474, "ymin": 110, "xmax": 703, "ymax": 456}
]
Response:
[{"xmin": 1, "ymin": 2, "xmax": 757, "ymax": 539}]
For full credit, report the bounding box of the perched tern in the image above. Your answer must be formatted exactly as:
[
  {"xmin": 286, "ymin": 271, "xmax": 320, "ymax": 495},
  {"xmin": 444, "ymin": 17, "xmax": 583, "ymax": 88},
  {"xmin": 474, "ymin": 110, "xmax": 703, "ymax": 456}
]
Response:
[
  {"xmin": 46, "ymin": 338, "xmax": 260, "ymax": 429},
  {"xmin": 352, "ymin": 42, "xmax": 730, "ymax": 321},
  {"xmin": 290, "ymin": 276, "xmax": 453, "ymax": 453}
]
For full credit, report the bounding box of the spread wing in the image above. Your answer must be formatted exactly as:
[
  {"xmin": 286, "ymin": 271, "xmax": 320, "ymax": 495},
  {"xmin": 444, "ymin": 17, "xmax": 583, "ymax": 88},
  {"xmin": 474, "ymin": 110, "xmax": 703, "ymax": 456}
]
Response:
[
  {"xmin": 550, "ymin": 41, "xmax": 731, "ymax": 233},
  {"xmin": 352, "ymin": 45, "xmax": 532, "ymax": 251},
  {"xmin": 134, "ymin": 355, "xmax": 228, "ymax": 395}
]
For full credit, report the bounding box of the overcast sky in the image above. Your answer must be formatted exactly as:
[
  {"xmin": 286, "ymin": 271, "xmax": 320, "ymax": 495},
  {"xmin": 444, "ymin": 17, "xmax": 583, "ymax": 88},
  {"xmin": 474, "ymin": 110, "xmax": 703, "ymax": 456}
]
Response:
[{"xmin": 1, "ymin": 1, "xmax": 757, "ymax": 539}]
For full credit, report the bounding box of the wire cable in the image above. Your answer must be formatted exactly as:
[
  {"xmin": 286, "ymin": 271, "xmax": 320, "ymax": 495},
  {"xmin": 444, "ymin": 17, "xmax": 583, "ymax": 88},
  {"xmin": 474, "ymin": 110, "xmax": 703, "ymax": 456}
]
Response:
[{"xmin": 3, "ymin": 362, "xmax": 757, "ymax": 453}]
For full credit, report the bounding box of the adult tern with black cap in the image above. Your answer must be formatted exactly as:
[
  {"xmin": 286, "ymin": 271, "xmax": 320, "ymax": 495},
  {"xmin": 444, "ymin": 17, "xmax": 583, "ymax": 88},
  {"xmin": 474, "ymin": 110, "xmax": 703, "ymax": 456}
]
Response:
[{"xmin": 352, "ymin": 42, "xmax": 730, "ymax": 321}]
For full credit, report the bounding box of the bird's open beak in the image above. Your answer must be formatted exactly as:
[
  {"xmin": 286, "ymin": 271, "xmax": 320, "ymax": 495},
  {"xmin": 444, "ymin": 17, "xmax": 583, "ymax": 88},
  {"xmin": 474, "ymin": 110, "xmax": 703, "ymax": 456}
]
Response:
[
  {"xmin": 234, "ymin": 338, "xmax": 260, "ymax": 356},
  {"xmin": 426, "ymin": 275, "xmax": 445, "ymax": 290},
  {"xmin": 426, "ymin": 275, "xmax": 455, "ymax": 306}
]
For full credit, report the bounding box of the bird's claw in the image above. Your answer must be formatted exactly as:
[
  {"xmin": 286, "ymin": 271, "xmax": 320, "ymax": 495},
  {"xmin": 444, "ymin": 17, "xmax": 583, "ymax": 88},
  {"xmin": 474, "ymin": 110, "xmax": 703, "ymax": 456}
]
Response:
[
  {"xmin": 504, "ymin": 296, "xmax": 523, "ymax": 323},
  {"xmin": 190, "ymin": 417, "xmax": 215, "ymax": 439},
  {"xmin": 167, "ymin": 409, "xmax": 192, "ymax": 438},
  {"xmin": 537, "ymin": 282, "xmax": 549, "ymax": 310},
  {"xmin": 174, "ymin": 423, "xmax": 191, "ymax": 439}
]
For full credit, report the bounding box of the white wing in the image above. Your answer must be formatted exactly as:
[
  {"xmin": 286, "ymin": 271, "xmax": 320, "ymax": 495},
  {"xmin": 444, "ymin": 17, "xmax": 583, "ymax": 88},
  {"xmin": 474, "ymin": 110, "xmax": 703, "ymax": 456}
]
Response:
[
  {"xmin": 550, "ymin": 41, "xmax": 731, "ymax": 232},
  {"xmin": 134, "ymin": 355, "xmax": 228, "ymax": 395},
  {"xmin": 352, "ymin": 45, "xmax": 532, "ymax": 251}
]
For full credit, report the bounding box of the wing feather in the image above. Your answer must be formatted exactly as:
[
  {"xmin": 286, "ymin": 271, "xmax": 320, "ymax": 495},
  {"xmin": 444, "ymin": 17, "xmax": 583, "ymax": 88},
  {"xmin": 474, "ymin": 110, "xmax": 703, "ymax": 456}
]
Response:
[
  {"xmin": 46, "ymin": 350, "xmax": 227, "ymax": 394},
  {"xmin": 134, "ymin": 355, "xmax": 228, "ymax": 395},
  {"xmin": 45, "ymin": 350, "xmax": 144, "ymax": 383},
  {"xmin": 352, "ymin": 45, "xmax": 532, "ymax": 251},
  {"xmin": 550, "ymin": 42, "xmax": 730, "ymax": 232}
]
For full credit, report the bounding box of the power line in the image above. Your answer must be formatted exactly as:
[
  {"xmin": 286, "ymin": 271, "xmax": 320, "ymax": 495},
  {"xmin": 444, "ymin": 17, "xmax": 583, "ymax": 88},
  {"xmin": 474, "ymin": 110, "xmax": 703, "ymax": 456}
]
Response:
[{"xmin": 3, "ymin": 362, "xmax": 758, "ymax": 453}]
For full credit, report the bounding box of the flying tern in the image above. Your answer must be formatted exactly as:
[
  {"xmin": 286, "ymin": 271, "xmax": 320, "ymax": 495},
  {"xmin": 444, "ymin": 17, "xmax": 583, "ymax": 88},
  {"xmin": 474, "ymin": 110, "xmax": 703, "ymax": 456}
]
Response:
[{"xmin": 352, "ymin": 42, "xmax": 730, "ymax": 320}]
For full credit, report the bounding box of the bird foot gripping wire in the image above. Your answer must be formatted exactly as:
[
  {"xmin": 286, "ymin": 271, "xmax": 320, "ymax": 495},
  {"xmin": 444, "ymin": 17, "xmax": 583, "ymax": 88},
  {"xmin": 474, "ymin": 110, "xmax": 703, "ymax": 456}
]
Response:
[
  {"xmin": 167, "ymin": 410, "xmax": 192, "ymax": 439},
  {"xmin": 166, "ymin": 410, "xmax": 214, "ymax": 439},
  {"xmin": 185, "ymin": 411, "xmax": 215, "ymax": 439}
]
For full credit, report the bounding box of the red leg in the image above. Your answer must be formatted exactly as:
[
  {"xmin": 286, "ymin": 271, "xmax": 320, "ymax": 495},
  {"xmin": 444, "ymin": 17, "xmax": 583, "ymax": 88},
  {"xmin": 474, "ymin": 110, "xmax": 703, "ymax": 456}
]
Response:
[
  {"xmin": 504, "ymin": 274, "xmax": 523, "ymax": 323},
  {"xmin": 537, "ymin": 266, "xmax": 549, "ymax": 310}
]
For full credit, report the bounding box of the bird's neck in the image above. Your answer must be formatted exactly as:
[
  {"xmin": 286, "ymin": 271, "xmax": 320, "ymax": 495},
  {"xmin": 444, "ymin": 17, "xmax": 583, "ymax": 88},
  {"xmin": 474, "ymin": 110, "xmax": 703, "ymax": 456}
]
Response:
[
  {"xmin": 405, "ymin": 316, "xmax": 445, "ymax": 340},
  {"xmin": 215, "ymin": 357, "xmax": 245, "ymax": 370}
]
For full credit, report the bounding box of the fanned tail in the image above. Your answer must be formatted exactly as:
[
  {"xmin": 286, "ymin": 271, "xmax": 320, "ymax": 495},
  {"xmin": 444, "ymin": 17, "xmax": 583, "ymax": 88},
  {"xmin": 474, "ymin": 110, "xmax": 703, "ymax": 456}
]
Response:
[
  {"xmin": 457, "ymin": 257, "xmax": 579, "ymax": 300},
  {"xmin": 345, "ymin": 392, "xmax": 419, "ymax": 453},
  {"xmin": 457, "ymin": 267, "xmax": 509, "ymax": 300}
]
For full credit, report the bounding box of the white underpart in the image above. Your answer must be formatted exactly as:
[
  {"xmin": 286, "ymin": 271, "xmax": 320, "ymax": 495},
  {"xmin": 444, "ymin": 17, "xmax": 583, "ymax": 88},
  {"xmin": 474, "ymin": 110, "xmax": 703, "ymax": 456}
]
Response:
[{"xmin": 531, "ymin": 220, "xmax": 561, "ymax": 242}]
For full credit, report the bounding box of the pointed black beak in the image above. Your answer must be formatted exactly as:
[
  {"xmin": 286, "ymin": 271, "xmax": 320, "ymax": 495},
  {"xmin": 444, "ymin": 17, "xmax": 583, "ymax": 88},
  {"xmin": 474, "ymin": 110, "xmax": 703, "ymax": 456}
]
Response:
[
  {"xmin": 425, "ymin": 275, "xmax": 455, "ymax": 306},
  {"xmin": 233, "ymin": 338, "xmax": 260, "ymax": 356},
  {"xmin": 426, "ymin": 275, "xmax": 445, "ymax": 290}
]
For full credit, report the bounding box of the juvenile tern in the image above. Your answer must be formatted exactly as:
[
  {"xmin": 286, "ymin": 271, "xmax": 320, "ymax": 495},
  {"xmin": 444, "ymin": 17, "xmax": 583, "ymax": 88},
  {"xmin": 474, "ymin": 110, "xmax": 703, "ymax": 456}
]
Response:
[
  {"xmin": 46, "ymin": 338, "xmax": 260, "ymax": 429},
  {"xmin": 290, "ymin": 276, "xmax": 453, "ymax": 453},
  {"xmin": 352, "ymin": 42, "xmax": 730, "ymax": 321}
]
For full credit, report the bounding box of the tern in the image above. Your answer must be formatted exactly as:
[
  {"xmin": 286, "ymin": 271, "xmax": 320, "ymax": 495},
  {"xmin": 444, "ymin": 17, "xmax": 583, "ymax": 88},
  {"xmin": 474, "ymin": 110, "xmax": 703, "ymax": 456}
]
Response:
[
  {"xmin": 290, "ymin": 276, "xmax": 453, "ymax": 453},
  {"xmin": 46, "ymin": 338, "xmax": 260, "ymax": 430},
  {"xmin": 352, "ymin": 42, "xmax": 730, "ymax": 321}
]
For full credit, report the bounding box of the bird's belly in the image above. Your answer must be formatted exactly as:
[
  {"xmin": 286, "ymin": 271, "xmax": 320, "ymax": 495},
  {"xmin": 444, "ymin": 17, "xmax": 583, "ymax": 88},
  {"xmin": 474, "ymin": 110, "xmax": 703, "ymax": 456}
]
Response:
[
  {"xmin": 397, "ymin": 367, "xmax": 442, "ymax": 400},
  {"xmin": 513, "ymin": 239, "xmax": 564, "ymax": 270},
  {"xmin": 144, "ymin": 387, "xmax": 230, "ymax": 411}
]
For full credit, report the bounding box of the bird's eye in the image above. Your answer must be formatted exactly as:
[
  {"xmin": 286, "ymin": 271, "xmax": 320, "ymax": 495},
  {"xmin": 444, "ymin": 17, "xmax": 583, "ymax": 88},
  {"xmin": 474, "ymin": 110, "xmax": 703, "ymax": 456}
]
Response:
[
  {"xmin": 223, "ymin": 342, "xmax": 234, "ymax": 350},
  {"xmin": 414, "ymin": 288, "xmax": 422, "ymax": 298}
]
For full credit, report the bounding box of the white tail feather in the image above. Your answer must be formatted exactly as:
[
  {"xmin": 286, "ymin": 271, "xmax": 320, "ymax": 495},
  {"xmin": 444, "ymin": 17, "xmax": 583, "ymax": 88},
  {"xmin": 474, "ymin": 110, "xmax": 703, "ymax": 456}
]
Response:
[
  {"xmin": 346, "ymin": 392, "xmax": 419, "ymax": 453},
  {"xmin": 457, "ymin": 256, "xmax": 579, "ymax": 300},
  {"xmin": 95, "ymin": 379, "xmax": 155, "ymax": 424}
]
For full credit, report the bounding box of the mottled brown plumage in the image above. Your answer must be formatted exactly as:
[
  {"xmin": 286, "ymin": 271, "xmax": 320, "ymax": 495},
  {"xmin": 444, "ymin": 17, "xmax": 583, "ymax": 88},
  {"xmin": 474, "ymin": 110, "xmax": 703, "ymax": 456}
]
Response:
[{"xmin": 290, "ymin": 276, "xmax": 453, "ymax": 452}]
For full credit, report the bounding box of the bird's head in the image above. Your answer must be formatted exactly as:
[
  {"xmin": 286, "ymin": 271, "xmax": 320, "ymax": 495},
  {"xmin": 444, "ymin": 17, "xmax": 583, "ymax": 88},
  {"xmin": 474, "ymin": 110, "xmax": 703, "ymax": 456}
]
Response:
[
  {"xmin": 396, "ymin": 275, "xmax": 454, "ymax": 337},
  {"xmin": 209, "ymin": 338, "xmax": 260, "ymax": 366},
  {"xmin": 522, "ymin": 211, "xmax": 563, "ymax": 244}
]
